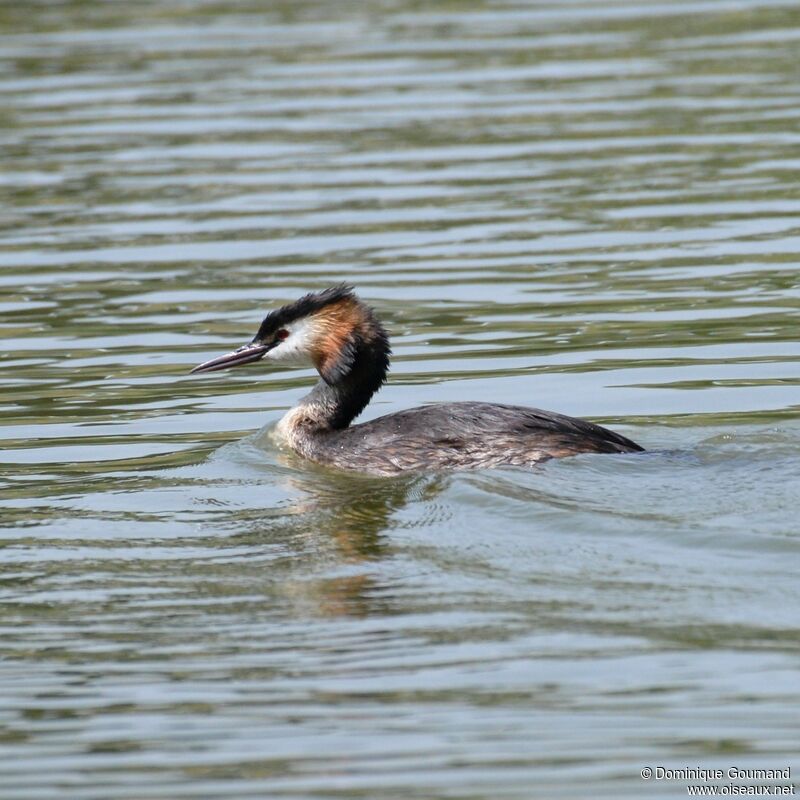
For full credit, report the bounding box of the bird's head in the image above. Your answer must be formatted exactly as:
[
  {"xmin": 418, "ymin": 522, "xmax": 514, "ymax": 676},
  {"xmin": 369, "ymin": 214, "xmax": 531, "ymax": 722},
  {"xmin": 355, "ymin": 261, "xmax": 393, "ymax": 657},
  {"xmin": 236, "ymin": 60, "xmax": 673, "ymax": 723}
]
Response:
[{"xmin": 191, "ymin": 285, "xmax": 389, "ymax": 386}]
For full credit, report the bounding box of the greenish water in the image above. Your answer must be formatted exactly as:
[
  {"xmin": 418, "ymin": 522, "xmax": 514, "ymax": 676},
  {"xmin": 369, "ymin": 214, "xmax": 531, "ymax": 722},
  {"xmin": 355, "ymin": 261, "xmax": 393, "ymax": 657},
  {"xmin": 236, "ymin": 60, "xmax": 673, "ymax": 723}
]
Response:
[{"xmin": 1, "ymin": 1, "xmax": 799, "ymax": 798}]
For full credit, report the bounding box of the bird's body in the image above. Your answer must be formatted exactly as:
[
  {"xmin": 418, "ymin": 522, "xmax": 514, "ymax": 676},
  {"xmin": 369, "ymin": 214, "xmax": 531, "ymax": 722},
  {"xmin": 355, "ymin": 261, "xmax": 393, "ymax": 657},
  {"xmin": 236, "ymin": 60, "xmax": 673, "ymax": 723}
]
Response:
[
  {"xmin": 276, "ymin": 401, "xmax": 642, "ymax": 476},
  {"xmin": 192, "ymin": 286, "xmax": 643, "ymax": 476}
]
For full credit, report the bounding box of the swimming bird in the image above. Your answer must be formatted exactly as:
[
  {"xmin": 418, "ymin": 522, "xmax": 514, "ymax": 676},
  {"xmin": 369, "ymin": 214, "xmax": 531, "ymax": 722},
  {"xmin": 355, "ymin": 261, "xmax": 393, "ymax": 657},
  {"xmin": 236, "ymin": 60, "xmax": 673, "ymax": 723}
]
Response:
[{"xmin": 191, "ymin": 285, "xmax": 643, "ymax": 475}]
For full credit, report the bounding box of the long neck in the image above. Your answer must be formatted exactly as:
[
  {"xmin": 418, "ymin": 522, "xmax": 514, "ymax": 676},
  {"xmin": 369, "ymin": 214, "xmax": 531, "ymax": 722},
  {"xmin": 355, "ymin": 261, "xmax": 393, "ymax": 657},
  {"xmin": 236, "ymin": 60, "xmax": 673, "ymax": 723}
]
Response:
[{"xmin": 280, "ymin": 332, "xmax": 390, "ymax": 439}]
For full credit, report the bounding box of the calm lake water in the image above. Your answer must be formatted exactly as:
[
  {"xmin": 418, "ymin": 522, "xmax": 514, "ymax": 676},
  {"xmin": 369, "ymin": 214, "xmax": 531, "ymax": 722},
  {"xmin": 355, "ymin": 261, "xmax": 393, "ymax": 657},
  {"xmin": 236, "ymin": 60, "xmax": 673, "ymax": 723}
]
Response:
[{"xmin": 2, "ymin": 1, "xmax": 799, "ymax": 798}]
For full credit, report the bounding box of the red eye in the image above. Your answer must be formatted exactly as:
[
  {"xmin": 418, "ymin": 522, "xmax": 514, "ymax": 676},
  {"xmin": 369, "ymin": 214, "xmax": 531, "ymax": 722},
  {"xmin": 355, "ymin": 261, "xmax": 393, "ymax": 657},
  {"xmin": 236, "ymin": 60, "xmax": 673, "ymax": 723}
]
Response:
[{"xmin": 276, "ymin": 329, "xmax": 289, "ymax": 341}]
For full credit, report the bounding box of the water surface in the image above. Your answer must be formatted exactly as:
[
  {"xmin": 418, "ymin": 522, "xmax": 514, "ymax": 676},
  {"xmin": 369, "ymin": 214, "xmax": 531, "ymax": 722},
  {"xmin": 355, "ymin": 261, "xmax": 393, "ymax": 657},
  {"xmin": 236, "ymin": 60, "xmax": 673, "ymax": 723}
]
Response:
[{"xmin": 1, "ymin": 1, "xmax": 799, "ymax": 798}]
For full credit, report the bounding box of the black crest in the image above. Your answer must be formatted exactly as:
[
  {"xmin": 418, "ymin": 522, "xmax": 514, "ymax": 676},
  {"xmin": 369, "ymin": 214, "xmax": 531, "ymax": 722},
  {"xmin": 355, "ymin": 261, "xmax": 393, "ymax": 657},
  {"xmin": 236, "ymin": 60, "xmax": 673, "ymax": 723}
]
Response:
[{"xmin": 252, "ymin": 284, "xmax": 355, "ymax": 343}]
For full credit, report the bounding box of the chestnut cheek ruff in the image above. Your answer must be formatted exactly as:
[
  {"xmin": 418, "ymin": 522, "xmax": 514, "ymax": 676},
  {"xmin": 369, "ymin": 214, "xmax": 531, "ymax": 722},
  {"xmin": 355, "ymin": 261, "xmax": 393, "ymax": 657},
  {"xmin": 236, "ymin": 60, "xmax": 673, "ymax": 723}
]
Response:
[{"xmin": 315, "ymin": 328, "xmax": 357, "ymax": 384}]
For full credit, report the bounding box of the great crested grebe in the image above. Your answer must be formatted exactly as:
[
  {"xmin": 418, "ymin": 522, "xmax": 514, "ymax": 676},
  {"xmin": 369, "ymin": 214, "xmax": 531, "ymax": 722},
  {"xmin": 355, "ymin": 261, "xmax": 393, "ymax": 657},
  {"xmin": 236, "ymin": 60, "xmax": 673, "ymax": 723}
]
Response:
[{"xmin": 191, "ymin": 285, "xmax": 643, "ymax": 476}]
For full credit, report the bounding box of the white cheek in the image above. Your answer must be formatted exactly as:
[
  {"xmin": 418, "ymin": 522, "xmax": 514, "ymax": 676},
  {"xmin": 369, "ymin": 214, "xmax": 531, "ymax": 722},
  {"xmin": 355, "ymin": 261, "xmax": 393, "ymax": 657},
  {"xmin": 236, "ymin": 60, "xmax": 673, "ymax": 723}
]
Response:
[{"xmin": 265, "ymin": 318, "xmax": 315, "ymax": 365}]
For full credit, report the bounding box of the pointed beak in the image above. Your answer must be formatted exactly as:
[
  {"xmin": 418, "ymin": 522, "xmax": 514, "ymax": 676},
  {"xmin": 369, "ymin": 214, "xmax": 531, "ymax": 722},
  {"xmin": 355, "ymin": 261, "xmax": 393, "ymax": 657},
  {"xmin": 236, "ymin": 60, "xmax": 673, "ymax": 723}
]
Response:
[{"xmin": 190, "ymin": 342, "xmax": 271, "ymax": 374}]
